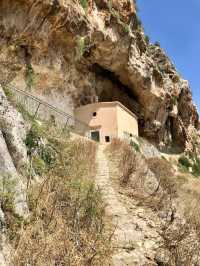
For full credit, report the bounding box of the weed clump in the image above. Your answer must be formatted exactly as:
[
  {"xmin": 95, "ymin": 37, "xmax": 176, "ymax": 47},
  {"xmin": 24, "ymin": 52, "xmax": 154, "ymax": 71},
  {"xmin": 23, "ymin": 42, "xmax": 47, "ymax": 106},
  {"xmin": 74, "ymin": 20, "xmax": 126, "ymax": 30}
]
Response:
[
  {"xmin": 79, "ymin": 0, "xmax": 88, "ymax": 11},
  {"xmin": 108, "ymin": 0, "xmax": 130, "ymax": 33},
  {"xmin": 106, "ymin": 138, "xmax": 137, "ymax": 185},
  {"xmin": 24, "ymin": 64, "xmax": 35, "ymax": 89},
  {"xmin": 75, "ymin": 36, "xmax": 87, "ymax": 61},
  {"xmin": 178, "ymin": 156, "xmax": 191, "ymax": 171},
  {"xmin": 130, "ymin": 140, "xmax": 140, "ymax": 152},
  {"xmin": 192, "ymin": 158, "xmax": 200, "ymax": 177}
]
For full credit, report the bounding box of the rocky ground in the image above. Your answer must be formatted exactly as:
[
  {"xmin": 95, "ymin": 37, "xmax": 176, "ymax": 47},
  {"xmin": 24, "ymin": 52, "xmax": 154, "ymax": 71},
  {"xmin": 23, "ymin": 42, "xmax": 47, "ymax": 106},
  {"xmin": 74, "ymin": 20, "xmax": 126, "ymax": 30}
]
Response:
[{"xmin": 105, "ymin": 139, "xmax": 200, "ymax": 265}]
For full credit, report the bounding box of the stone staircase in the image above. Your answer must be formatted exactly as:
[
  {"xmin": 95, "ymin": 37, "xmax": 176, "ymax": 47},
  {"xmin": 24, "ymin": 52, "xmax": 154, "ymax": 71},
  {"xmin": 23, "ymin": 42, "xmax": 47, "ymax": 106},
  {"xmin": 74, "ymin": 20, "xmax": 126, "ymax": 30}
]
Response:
[{"xmin": 95, "ymin": 145, "xmax": 161, "ymax": 266}]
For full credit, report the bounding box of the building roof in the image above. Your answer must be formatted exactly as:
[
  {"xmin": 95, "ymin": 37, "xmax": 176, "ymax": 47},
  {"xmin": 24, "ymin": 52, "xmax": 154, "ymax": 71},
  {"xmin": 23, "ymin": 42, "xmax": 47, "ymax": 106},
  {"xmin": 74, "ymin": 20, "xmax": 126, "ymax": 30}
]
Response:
[{"xmin": 76, "ymin": 101, "xmax": 138, "ymax": 119}]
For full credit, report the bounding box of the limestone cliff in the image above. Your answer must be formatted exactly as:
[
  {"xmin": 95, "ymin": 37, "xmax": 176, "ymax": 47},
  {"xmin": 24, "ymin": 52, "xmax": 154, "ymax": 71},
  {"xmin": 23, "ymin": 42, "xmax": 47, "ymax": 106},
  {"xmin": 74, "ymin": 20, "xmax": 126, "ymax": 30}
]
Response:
[
  {"xmin": 0, "ymin": 0, "xmax": 199, "ymax": 150},
  {"xmin": 0, "ymin": 86, "xmax": 28, "ymax": 265}
]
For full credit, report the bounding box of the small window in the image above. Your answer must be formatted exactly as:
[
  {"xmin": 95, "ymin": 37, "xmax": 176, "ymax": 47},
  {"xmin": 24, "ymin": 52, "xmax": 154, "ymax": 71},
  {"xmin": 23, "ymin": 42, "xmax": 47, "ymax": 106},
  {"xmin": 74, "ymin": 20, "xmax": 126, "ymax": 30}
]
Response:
[
  {"xmin": 105, "ymin": 136, "xmax": 110, "ymax": 143},
  {"xmin": 91, "ymin": 131, "xmax": 100, "ymax": 142},
  {"xmin": 130, "ymin": 133, "xmax": 133, "ymax": 137},
  {"xmin": 93, "ymin": 112, "xmax": 97, "ymax": 117}
]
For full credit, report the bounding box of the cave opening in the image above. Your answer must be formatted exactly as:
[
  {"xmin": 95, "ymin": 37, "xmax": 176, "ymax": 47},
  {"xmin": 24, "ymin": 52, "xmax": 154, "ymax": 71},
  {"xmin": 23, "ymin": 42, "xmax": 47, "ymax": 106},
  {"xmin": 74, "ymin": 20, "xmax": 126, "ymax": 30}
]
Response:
[
  {"xmin": 89, "ymin": 63, "xmax": 141, "ymax": 116},
  {"xmin": 161, "ymin": 116, "xmax": 185, "ymax": 154}
]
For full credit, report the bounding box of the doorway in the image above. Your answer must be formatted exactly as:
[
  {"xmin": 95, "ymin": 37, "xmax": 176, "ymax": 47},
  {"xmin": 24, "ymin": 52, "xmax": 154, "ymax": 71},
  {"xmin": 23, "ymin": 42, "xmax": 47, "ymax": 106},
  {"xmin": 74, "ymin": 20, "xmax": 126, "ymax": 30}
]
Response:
[{"xmin": 91, "ymin": 130, "xmax": 100, "ymax": 142}]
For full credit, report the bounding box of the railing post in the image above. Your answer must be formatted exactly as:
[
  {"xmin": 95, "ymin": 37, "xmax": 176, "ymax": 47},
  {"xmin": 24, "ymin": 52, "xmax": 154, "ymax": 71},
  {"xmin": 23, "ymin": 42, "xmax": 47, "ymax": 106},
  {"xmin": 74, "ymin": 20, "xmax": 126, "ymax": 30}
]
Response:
[
  {"xmin": 33, "ymin": 102, "xmax": 41, "ymax": 119},
  {"xmin": 62, "ymin": 117, "xmax": 70, "ymax": 133}
]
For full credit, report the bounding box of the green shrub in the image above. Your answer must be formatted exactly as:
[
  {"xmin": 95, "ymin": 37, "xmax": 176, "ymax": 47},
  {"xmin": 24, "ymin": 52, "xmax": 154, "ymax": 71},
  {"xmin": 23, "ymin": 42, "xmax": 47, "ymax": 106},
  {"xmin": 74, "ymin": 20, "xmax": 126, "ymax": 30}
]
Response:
[
  {"xmin": 32, "ymin": 156, "xmax": 46, "ymax": 176},
  {"xmin": 24, "ymin": 64, "xmax": 35, "ymax": 89},
  {"xmin": 16, "ymin": 103, "xmax": 34, "ymax": 122},
  {"xmin": 192, "ymin": 158, "xmax": 200, "ymax": 177},
  {"xmin": 2, "ymin": 86, "xmax": 15, "ymax": 101},
  {"xmin": 0, "ymin": 175, "xmax": 25, "ymax": 242},
  {"xmin": 178, "ymin": 156, "xmax": 191, "ymax": 169},
  {"xmin": 25, "ymin": 122, "xmax": 43, "ymax": 155},
  {"xmin": 171, "ymin": 95, "xmax": 177, "ymax": 105},
  {"xmin": 79, "ymin": 0, "xmax": 88, "ymax": 11},
  {"xmin": 108, "ymin": 0, "xmax": 130, "ymax": 33},
  {"xmin": 136, "ymin": 15, "xmax": 142, "ymax": 27},
  {"xmin": 0, "ymin": 176, "xmax": 16, "ymax": 212},
  {"xmin": 130, "ymin": 141, "xmax": 140, "ymax": 152},
  {"xmin": 39, "ymin": 144, "xmax": 57, "ymax": 169},
  {"xmin": 75, "ymin": 36, "xmax": 87, "ymax": 61},
  {"xmin": 26, "ymin": 122, "xmax": 59, "ymax": 175},
  {"xmin": 145, "ymin": 35, "xmax": 150, "ymax": 45}
]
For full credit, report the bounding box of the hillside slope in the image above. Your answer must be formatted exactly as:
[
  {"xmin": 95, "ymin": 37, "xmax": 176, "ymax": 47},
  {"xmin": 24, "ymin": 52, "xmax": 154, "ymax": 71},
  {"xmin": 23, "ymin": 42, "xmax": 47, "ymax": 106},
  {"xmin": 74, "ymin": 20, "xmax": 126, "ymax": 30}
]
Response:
[{"xmin": 105, "ymin": 139, "xmax": 200, "ymax": 265}]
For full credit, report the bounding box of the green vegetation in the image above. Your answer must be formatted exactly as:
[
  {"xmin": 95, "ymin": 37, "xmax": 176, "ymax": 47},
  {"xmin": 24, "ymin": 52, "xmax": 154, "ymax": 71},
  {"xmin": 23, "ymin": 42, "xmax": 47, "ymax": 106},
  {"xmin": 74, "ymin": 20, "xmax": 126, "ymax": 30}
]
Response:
[
  {"xmin": 171, "ymin": 95, "xmax": 178, "ymax": 105},
  {"xmin": 16, "ymin": 103, "xmax": 35, "ymax": 122},
  {"xmin": 179, "ymin": 155, "xmax": 192, "ymax": 170},
  {"xmin": 178, "ymin": 152, "xmax": 200, "ymax": 178},
  {"xmin": 75, "ymin": 36, "xmax": 87, "ymax": 61},
  {"xmin": 145, "ymin": 35, "xmax": 150, "ymax": 45},
  {"xmin": 178, "ymin": 155, "xmax": 194, "ymax": 174},
  {"xmin": 130, "ymin": 140, "xmax": 140, "ymax": 152},
  {"xmin": 79, "ymin": 0, "xmax": 88, "ymax": 11},
  {"xmin": 24, "ymin": 64, "xmax": 35, "ymax": 89},
  {"xmin": 2, "ymin": 86, "xmax": 35, "ymax": 122},
  {"xmin": 135, "ymin": 15, "xmax": 142, "ymax": 28},
  {"xmin": 0, "ymin": 176, "xmax": 16, "ymax": 213},
  {"xmin": 25, "ymin": 121, "xmax": 60, "ymax": 176},
  {"xmin": 108, "ymin": 0, "xmax": 130, "ymax": 33},
  {"xmin": 0, "ymin": 175, "xmax": 24, "ymax": 242},
  {"xmin": 192, "ymin": 158, "xmax": 200, "ymax": 177},
  {"xmin": 2, "ymin": 85, "xmax": 15, "ymax": 101}
]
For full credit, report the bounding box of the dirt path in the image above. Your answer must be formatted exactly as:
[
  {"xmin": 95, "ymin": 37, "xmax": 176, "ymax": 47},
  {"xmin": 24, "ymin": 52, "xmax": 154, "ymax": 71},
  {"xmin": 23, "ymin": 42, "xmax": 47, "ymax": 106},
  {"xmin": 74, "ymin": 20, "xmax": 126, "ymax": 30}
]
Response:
[{"xmin": 95, "ymin": 145, "xmax": 161, "ymax": 266}]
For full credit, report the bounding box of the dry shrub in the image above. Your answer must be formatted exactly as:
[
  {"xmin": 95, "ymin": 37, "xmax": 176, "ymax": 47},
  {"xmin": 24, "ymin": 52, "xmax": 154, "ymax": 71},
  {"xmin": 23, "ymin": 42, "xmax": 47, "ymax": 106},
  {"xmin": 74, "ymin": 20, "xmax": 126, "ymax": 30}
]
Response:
[
  {"xmin": 106, "ymin": 138, "xmax": 150, "ymax": 199},
  {"xmin": 68, "ymin": 139, "xmax": 97, "ymax": 178},
  {"xmin": 119, "ymin": 144, "xmax": 136, "ymax": 185},
  {"xmin": 148, "ymin": 159, "xmax": 200, "ymax": 265},
  {"xmin": 12, "ymin": 176, "xmax": 111, "ymax": 266},
  {"xmin": 159, "ymin": 201, "xmax": 200, "ymax": 266},
  {"xmin": 144, "ymin": 157, "xmax": 177, "ymax": 212},
  {"xmin": 147, "ymin": 157, "xmax": 174, "ymax": 183},
  {"xmin": 106, "ymin": 138, "xmax": 136, "ymax": 185},
  {"xmin": 11, "ymin": 139, "xmax": 111, "ymax": 266},
  {"xmin": 106, "ymin": 138, "xmax": 125, "ymax": 153}
]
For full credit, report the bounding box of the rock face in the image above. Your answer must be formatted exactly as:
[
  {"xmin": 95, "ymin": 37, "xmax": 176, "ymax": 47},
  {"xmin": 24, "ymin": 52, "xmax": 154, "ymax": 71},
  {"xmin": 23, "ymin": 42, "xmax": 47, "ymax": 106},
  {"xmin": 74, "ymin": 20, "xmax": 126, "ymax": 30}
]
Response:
[
  {"xmin": 0, "ymin": 86, "xmax": 28, "ymax": 171},
  {"xmin": 0, "ymin": 0, "xmax": 199, "ymax": 150},
  {"xmin": 0, "ymin": 86, "xmax": 28, "ymax": 265},
  {"xmin": 0, "ymin": 86, "xmax": 28, "ymax": 216}
]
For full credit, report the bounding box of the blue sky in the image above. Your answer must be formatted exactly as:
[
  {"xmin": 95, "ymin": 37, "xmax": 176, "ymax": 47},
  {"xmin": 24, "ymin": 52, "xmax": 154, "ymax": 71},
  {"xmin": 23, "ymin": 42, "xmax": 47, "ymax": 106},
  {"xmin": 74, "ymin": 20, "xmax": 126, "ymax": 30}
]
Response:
[{"xmin": 137, "ymin": 0, "xmax": 200, "ymax": 112}]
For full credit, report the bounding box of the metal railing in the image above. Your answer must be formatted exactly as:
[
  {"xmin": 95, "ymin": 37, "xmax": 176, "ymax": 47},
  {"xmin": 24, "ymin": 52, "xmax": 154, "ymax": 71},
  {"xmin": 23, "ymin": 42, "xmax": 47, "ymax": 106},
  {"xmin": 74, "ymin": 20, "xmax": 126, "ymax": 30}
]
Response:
[{"xmin": 1, "ymin": 83, "xmax": 90, "ymax": 137}]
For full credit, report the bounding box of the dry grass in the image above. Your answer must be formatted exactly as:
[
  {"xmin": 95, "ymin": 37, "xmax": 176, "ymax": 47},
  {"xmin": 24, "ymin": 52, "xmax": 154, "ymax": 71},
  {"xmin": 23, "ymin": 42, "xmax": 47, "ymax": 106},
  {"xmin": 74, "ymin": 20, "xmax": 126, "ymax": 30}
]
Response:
[
  {"xmin": 106, "ymin": 138, "xmax": 137, "ymax": 185},
  {"xmin": 147, "ymin": 158, "xmax": 200, "ymax": 265},
  {"xmin": 9, "ymin": 137, "xmax": 112, "ymax": 266},
  {"xmin": 106, "ymin": 139, "xmax": 200, "ymax": 265}
]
